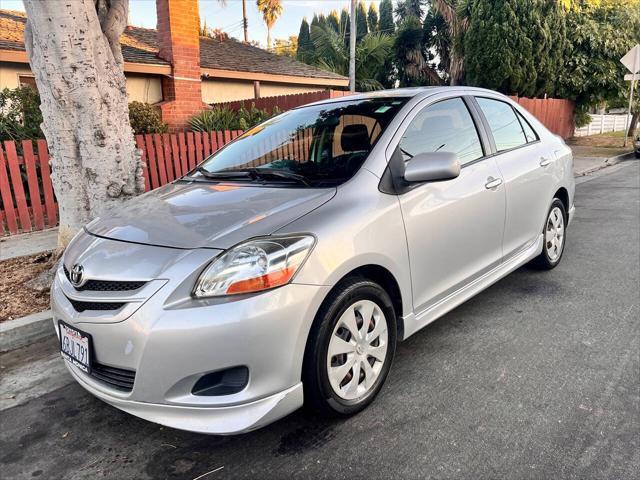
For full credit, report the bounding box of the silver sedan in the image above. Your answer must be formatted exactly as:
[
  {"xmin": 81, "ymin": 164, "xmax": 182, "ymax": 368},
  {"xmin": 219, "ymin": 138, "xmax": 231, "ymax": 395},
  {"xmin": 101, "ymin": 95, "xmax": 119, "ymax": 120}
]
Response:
[{"xmin": 52, "ymin": 87, "xmax": 575, "ymax": 434}]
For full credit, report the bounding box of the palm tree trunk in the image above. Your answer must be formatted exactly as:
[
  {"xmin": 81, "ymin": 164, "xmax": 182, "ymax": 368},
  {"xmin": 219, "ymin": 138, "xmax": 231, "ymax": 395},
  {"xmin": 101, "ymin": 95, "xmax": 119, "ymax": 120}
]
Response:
[{"xmin": 267, "ymin": 26, "xmax": 272, "ymax": 49}]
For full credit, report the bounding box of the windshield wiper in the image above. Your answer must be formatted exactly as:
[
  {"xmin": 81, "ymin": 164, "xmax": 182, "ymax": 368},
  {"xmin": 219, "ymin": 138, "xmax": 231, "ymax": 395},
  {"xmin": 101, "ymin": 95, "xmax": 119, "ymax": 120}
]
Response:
[
  {"xmin": 195, "ymin": 166, "xmax": 311, "ymax": 186},
  {"xmin": 195, "ymin": 166, "xmax": 253, "ymax": 179},
  {"xmin": 247, "ymin": 168, "xmax": 312, "ymax": 187}
]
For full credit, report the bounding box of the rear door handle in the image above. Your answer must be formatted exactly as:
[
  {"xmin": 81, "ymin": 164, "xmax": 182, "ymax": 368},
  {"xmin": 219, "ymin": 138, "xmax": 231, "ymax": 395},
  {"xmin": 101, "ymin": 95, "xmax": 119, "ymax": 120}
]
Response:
[
  {"xmin": 485, "ymin": 177, "xmax": 503, "ymax": 189},
  {"xmin": 539, "ymin": 157, "xmax": 551, "ymax": 167}
]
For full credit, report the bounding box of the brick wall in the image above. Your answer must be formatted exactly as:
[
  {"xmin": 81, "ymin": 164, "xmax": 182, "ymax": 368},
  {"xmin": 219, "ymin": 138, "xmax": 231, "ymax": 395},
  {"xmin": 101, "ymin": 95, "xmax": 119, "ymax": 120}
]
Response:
[{"xmin": 156, "ymin": 0, "xmax": 204, "ymax": 131}]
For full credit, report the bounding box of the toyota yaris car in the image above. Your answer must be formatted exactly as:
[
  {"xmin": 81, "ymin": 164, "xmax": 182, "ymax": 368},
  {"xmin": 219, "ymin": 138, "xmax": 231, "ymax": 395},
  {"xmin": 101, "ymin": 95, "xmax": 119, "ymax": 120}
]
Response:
[{"xmin": 53, "ymin": 87, "xmax": 575, "ymax": 434}]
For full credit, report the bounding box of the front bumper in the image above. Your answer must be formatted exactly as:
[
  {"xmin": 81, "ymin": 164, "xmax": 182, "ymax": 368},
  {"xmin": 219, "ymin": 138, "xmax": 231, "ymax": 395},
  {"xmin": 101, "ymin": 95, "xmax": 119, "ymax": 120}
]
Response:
[
  {"xmin": 65, "ymin": 361, "xmax": 304, "ymax": 434},
  {"xmin": 52, "ymin": 235, "xmax": 330, "ymax": 434}
]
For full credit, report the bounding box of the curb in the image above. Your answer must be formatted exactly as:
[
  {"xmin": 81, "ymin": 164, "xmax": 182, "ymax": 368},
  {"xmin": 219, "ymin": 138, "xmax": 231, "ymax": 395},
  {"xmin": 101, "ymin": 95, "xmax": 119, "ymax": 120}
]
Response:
[
  {"xmin": 0, "ymin": 310, "xmax": 54, "ymax": 353},
  {"xmin": 575, "ymin": 151, "xmax": 636, "ymax": 177}
]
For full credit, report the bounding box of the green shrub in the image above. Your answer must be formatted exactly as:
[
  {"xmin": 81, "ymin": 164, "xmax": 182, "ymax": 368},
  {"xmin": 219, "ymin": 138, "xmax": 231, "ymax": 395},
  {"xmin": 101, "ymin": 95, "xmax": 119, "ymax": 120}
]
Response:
[
  {"xmin": 128, "ymin": 101, "xmax": 168, "ymax": 134},
  {"xmin": 0, "ymin": 86, "xmax": 43, "ymax": 141},
  {"xmin": 189, "ymin": 104, "xmax": 282, "ymax": 132},
  {"xmin": 574, "ymin": 106, "xmax": 592, "ymax": 129}
]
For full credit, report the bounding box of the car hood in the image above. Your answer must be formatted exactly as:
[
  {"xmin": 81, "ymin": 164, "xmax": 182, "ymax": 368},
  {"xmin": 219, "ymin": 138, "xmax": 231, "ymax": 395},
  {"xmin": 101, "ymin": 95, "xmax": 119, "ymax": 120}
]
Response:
[{"xmin": 86, "ymin": 181, "xmax": 336, "ymax": 249}]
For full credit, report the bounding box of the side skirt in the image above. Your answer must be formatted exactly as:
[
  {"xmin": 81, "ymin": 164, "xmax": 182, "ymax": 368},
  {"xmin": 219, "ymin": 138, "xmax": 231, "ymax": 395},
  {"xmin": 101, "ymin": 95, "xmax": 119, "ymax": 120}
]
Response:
[{"xmin": 400, "ymin": 234, "xmax": 544, "ymax": 340}]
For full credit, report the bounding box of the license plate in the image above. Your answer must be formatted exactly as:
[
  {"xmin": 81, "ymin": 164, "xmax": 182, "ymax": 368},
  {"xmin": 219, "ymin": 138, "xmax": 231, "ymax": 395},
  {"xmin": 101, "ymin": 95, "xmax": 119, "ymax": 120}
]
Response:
[{"xmin": 59, "ymin": 321, "xmax": 92, "ymax": 373}]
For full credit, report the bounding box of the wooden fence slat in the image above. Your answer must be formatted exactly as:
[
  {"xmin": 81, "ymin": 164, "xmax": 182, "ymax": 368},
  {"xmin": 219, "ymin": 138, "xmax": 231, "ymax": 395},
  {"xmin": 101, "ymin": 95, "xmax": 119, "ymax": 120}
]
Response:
[
  {"xmin": 23, "ymin": 140, "xmax": 45, "ymax": 231},
  {"xmin": 194, "ymin": 132, "xmax": 203, "ymax": 165},
  {"xmin": 223, "ymin": 130, "xmax": 232, "ymax": 146},
  {"xmin": 4, "ymin": 141, "xmax": 32, "ymax": 232},
  {"xmin": 170, "ymin": 134, "xmax": 182, "ymax": 178},
  {"xmin": 178, "ymin": 133, "xmax": 188, "ymax": 175},
  {"xmin": 0, "ymin": 144, "xmax": 18, "ymax": 234},
  {"xmin": 202, "ymin": 132, "xmax": 211, "ymax": 158},
  {"xmin": 153, "ymin": 134, "xmax": 168, "ymax": 186},
  {"xmin": 37, "ymin": 139, "xmax": 57, "ymax": 226},
  {"xmin": 186, "ymin": 132, "xmax": 196, "ymax": 171},
  {"xmin": 216, "ymin": 131, "xmax": 224, "ymax": 150},
  {"xmin": 135, "ymin": 135, "xmax": 151, "ymax": 192},
  {"xmin": 162, "ymin": 133, "xmax": 174, "ymax": 182},
  {"xmin": 144, "ymin": 134, "xmax": 160, "ymax": 189},
  {"xmin": 210, "ymin": 131, "xmax": 218, "ymax": 153}
]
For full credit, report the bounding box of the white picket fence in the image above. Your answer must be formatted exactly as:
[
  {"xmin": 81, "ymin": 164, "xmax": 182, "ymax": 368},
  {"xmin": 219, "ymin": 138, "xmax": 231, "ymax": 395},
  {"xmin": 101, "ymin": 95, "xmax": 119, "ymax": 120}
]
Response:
[{"xmin": 574, "ymin": 113, "xmax": 633, "ymax": 137}]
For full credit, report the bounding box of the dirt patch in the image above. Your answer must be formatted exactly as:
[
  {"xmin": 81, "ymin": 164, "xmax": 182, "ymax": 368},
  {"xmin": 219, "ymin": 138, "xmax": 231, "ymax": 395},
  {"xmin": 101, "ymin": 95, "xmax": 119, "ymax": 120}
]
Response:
[
  {"xmin": 567, "ymin": 132, "xmax": 634, "ymax": 152},
  {"xmin": 0, "ymin": 251, "xmax": 54, "ymax": 322}
]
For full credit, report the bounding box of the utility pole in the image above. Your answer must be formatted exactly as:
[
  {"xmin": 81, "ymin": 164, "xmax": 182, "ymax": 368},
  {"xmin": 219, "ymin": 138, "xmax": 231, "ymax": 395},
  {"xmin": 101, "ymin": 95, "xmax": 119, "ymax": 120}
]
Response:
[
  {"xmin": 242, "ymin": 0, "xmax": 249, "ymax": 43},
  {"xmin": 349, "ymin": 0, "xmax": 356, "ymax": 92}
]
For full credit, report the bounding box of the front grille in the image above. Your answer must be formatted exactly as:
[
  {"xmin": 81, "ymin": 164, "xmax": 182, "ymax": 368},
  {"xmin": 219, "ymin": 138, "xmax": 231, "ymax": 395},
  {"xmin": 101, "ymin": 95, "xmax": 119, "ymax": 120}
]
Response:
[
  {"xmin": 66, "ymin": 297, "xmax": 125, "ymax": 312},
  {"xmin": 64, "ymin": 266, "xmax": 146, "ymax": 292},
  {"xmin": 90, "ymin": 362, "xmax": 136, "ymax": 392}
]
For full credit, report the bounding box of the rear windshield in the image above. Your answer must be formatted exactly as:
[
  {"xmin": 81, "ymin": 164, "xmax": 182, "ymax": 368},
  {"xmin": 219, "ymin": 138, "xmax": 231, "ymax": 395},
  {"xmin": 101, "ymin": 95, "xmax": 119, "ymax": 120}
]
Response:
[{"xmin": 196, "ymin": 97, "xmax": 409, "ymax": 187}]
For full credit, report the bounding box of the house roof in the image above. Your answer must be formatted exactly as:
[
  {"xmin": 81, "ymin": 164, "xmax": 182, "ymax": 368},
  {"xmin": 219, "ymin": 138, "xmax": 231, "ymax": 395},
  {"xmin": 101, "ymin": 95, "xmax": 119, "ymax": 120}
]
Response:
[{"xmin": 0, "ymin": 9, "xmax": 347, "ymax": 84}]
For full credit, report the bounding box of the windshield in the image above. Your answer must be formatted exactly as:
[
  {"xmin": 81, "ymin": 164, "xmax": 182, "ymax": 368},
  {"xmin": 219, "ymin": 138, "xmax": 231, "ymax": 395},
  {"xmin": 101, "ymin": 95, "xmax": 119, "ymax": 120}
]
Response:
[{"xmin": 195, "ymin": 97, "xmax": 409, "ymax": 187}]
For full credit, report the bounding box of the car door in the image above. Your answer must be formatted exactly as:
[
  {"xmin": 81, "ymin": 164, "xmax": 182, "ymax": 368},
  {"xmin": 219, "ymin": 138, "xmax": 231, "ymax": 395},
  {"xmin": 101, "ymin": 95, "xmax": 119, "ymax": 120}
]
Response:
[
  {"xmin": 473, "ymin": 97, "xmax": 557, "ymax": 260},
  {"xmin": 393, "ymin": 96, "xmax": 506, "ymax": 314}
]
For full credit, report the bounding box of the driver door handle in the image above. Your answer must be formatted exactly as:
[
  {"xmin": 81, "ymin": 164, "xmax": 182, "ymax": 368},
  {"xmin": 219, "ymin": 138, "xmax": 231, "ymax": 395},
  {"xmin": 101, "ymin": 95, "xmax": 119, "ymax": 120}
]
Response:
[
  {"xmin": 485, "ymin": 177, "xmax": 503, "ymax": 189},
  {"xmin": 539, "ymin": 157, "xmax": 552, "ymax": 167}
]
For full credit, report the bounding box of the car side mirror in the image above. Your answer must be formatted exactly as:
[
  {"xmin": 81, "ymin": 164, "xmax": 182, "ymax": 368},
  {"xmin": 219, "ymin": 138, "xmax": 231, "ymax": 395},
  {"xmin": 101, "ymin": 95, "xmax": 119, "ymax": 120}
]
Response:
[{"xmin": 403, "ymin": 152, "xmax": 461, "ymax": 183}]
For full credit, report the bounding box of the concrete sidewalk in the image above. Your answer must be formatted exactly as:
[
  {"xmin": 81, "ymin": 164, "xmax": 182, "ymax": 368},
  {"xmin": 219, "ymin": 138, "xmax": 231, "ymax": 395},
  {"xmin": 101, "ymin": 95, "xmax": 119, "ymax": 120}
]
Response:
[{"xmin": 0, "ymin": 228, "xmax": 57, "ymax": 261}]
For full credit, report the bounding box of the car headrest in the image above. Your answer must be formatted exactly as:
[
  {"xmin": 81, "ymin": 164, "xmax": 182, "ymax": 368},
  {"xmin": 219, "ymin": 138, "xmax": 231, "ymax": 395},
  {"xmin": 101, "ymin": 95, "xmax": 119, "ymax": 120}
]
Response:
[{"xmin": 341, "ymin": 124, "xmax": 371, "ymax": 152}]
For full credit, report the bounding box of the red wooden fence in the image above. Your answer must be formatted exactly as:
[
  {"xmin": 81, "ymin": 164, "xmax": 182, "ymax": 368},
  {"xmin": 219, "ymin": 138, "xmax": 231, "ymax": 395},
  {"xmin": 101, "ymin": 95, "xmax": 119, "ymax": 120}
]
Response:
[
  {"xmin": 211, "ymin": 90, "xmax": 353, "ymax": 114},
  {"xmin": 509, "ymin": 96, "xmax": 575, "ymax": 139},
  {"xmin": 0, "ymin": 131, "xmax": 241, "ymax": 236}
]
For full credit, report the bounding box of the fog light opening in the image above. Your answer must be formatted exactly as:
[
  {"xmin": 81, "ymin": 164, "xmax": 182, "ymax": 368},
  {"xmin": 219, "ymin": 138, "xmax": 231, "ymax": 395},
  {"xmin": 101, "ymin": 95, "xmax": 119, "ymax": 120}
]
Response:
[{"xmin": 191, "ymin": 366, "xmax": 249, "ymax": 396}]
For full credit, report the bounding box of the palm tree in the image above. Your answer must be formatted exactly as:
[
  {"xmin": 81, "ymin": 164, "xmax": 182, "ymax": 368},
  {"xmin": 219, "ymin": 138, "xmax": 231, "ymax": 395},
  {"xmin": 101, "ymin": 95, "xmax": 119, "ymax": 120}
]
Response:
[
  {"xmin": 430, "ymin": 0, "xmax": 470, "ymax": 85},
  {"xmin": 310, "ymin": 25, "xmax": 394, "ymax": 91},
  {"xmin": 256, "ymin": 0, "xmax": 283, "ymax": 50}
]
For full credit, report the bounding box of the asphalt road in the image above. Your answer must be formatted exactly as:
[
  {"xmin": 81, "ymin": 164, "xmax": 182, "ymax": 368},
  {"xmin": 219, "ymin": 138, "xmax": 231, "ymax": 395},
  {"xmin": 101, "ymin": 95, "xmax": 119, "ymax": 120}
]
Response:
[{"xmin": 1, "ymin": 161, "xmax": 638, "ymax": 480}]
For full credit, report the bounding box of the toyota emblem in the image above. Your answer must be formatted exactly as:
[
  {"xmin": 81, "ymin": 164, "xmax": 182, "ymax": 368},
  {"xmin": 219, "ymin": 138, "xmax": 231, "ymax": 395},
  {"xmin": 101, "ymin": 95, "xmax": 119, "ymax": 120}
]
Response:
[{"xmin": 70, "ymin": 264, "xmax": 84, "ymax": 287}]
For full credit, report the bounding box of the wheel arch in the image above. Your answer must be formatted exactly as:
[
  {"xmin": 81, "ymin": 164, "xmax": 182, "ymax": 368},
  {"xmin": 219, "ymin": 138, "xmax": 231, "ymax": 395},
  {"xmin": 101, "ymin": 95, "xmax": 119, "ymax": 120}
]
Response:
[{"xmin": 554, "ymin": 186, "xmax": 570, "ymax": 217}]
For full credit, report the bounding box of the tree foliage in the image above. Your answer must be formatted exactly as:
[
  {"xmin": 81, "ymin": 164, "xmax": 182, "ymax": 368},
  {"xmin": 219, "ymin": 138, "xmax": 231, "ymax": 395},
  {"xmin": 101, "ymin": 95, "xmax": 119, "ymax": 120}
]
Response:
[
  {"xmin": 368, "ymin": 4, "xmax": 379, "ymax": 32},
  {"xmin": 464, "ymin": 0, "xmax": 566, "ymax": 97},
  {"xmin": 0, "ymin": 86, "xmax": 43, "ymax": 141},
  {"xmin": 394, "ymin": 16, "xmax": 444, "ymax": 86},
  {"xmin": 356, "ymin": 1, "xmax": 369, "ymax": 40},
  {"xmin": 296, "ymin": 18, "xmax": 313, "ymax": 62},
  {"xmin": 395, "ymin": 0, "xmax": 426, "ymax": 20},
  {"xmin": 558, "ymin": 0, "xmax": 640, "ymax": 108},
  {"xmin": 309, "ymin": 24, "xmax": 394, "ymax": 90},
  {"xmin": 379, "ymin": 0, "xmax": 395, "ymax": 33}
]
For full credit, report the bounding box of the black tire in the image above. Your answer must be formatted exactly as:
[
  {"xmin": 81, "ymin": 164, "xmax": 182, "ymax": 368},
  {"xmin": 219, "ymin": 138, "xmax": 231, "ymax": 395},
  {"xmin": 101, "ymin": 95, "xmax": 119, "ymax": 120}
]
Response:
[
  {"xmin": 635, "ymin": 151, "xmax": 640, "ymax": 159},
  {"xmin": 302, "ymin": 276, "xmax": 397, "ymax": 417},
  {"xmin": 530, "ymin": 198, "xmax": 567, "ymax": 270}
]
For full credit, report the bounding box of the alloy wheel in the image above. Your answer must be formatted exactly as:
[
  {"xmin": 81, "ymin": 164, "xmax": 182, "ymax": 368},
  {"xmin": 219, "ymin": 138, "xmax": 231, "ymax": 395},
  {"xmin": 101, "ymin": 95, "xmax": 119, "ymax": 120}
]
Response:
[{"xmin": 326, "ymin": 300, "xmax": 389, "ymax": 400}]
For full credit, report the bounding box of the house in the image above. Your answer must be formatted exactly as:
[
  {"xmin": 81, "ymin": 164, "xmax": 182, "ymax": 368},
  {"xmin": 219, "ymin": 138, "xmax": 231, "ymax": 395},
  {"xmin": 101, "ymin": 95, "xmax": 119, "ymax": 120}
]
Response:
[{"xmin": 0, "ymin": 1, "xmax": 348, "ymax": 130}]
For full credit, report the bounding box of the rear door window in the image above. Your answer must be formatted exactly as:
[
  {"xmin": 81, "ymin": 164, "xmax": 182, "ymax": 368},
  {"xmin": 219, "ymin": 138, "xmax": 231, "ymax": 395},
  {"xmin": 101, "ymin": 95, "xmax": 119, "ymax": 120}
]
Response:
[
  {"xmin": 476, "ymin": 97, "xmax": 527, "ymax": 152},
  {"xmin": 515, "ymin": 110, "xmax": 538, "ymax": 143}
]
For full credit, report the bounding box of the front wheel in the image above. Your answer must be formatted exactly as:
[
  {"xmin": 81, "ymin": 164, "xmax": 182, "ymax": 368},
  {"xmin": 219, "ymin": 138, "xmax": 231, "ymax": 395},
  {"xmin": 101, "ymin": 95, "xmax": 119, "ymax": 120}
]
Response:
[
  {"xmin": 303, "ymin": 277, "xmax": 397, "ymax": 416},
  {"xmin": 530, "ymin": 198, "xmax": 567, "ymax": 269}
]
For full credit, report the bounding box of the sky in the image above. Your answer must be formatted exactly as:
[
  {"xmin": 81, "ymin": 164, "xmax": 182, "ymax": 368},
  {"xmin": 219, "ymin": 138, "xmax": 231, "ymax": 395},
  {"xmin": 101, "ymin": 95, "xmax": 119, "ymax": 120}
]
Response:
[{"xmin": 2, "ymin": 0, "xmax": 384, "ymax": 49}]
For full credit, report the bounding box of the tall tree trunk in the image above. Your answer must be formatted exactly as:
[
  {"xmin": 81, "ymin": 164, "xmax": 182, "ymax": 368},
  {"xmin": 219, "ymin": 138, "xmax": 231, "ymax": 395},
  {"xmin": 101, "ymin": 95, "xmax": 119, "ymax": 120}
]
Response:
[
  {"xmin": 23, "ymin": 0, "xmax": 144, "ymax": 248},
  {"xmin": 267, "ymin": 25, "xmax": 272, "ymax": 50}
]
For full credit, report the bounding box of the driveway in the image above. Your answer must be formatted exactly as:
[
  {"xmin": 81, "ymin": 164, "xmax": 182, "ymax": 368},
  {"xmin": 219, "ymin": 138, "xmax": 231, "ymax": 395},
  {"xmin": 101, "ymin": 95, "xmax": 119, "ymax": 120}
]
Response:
[{"xmin": 1, "ymin": 161, "xmax": 638, "ymax": 480}]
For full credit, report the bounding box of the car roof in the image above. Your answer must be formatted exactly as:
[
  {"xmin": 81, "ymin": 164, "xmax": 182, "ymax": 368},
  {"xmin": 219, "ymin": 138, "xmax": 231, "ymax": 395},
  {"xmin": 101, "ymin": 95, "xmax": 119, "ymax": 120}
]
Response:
[{"xmin": 302, "ymin": 86, "xmax": 509, "ymax": 108}]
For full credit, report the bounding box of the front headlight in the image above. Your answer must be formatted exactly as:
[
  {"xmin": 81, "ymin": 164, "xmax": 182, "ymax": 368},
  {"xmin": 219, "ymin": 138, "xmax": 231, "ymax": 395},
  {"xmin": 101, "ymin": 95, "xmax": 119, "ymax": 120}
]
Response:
[{"xmin": 193, "ymin": 235, "xmax": 315, "ymax": 297}]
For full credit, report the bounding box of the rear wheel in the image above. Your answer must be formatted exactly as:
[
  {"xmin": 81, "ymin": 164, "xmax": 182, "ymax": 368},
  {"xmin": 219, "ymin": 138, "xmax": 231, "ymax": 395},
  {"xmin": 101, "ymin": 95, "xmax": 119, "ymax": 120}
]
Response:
[
  {"xmin": 303, "ymin": 277, "xmax": 397, "ymax": 416},
  {"xmin": 530, "ymin": 198, "xmax": 567, "ymax": 269}
]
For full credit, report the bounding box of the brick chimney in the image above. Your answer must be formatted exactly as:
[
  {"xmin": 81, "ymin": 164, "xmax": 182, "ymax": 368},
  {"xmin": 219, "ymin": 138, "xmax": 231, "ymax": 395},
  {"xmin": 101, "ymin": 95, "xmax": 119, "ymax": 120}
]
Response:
[{"xmin": 156, "ymin": 0, "xmax": 204, "ymax": 131}]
